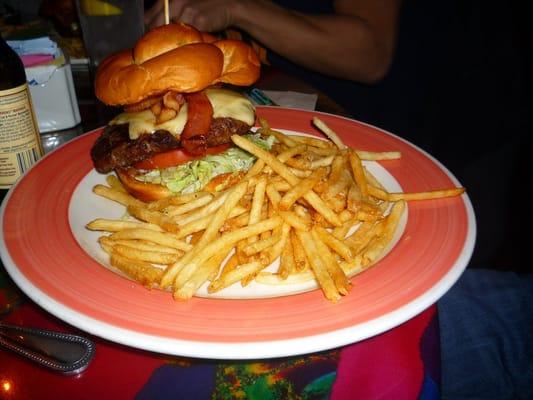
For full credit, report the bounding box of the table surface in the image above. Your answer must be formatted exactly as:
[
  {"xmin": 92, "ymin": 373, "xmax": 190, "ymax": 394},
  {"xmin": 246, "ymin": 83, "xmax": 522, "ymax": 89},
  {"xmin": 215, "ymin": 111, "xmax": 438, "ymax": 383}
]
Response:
[{"xmin": 0, "ymin": 64, "xmax": 440, "ymax": 399}]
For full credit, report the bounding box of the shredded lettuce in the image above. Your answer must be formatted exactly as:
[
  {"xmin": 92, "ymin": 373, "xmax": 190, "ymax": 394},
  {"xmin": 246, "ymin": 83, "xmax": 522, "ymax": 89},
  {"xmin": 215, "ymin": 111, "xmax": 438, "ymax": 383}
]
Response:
[{"xmin": 135, "ymin": 133, "xmax": 275, "ymax": 194}]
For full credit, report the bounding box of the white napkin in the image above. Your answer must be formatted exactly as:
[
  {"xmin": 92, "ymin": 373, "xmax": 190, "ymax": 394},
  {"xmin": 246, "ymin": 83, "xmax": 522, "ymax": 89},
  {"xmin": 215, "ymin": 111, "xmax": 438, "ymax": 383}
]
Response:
[
  {"xmin": 261, "ymin": 90, "xmax": 318, "ymax": 111},
  {"xmin": 7, "ymin": 36, "xmax": 59, "ymax": 56}
]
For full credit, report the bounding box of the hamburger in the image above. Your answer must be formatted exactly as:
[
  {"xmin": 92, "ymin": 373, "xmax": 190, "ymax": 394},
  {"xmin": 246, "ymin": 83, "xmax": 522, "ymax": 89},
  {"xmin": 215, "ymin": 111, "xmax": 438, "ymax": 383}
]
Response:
[{"xmin": 90, "ymin": 23, "xmax": 272, "ymax": 201}]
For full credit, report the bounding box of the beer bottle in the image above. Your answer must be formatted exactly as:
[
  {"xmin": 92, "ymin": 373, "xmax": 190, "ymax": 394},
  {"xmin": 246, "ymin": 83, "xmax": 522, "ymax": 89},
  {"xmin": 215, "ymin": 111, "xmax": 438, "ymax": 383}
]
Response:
[{"xmin": 0, "ymin": 34, "xmax": 44, "ymax": 204}]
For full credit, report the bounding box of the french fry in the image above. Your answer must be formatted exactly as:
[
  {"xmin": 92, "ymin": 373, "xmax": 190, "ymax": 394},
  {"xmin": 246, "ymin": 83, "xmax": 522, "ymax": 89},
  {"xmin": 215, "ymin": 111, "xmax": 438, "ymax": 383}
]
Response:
[
  {"xmin": 127, "ymin": 205, "xmax": 180, "ymax": 233},
  {"xmin": 93, "ymin": 184, "xmax": 146, "ymax": 208},
  {"xmin": 172, "ymin": 181, "xmax": 249, "ymax": 289},
  {"xmin": 244, "ymin": 158, "xmax": 266, "ymax": 179},
  {"xmin": 232, "ymin": 134, "xmax": 341, "ymax": 227},
  {"xmin": 287, "ymin": 167, "xmax": 312, "ymax": 178},
  {"xmin": 106, "ymin": 174, "xmax": 126, "ymax": 192},
  {"xmin": 278, "ymin": 231, "xmax": 296, "ymax": 279},
  {"xmin": 271, "ymin": 180, "xmax": 291, "ymax": 192},
  {"xmin": 174, "ymin": 245, "xmax": 233, "ymax": 300},
  {"xmin": 314, "ymin": 226, "xmax": 353, "ymax": 261},
  {"xmin": 208, "ymin": 261, "xmax": 263, "ymax": 293},
  {"xmin": 306, "ymin": 146, "xmax": 338, "ymax": 157},
  {"xmin": 279, "ymin": 167, "xmax": 327, "ymax": 211},
  {"xmin": 86, "ymin": 218, "xmax": 163, "ymax": 232},
  {"xmin": 288, "ymin": 134, "xmax": 335, "ymax": 149},
  {"xmin": 101, "ymin": 237, "xmax": 182, "ymax": 255},
  {"xmin": 169, "ymin": 215, "xmax": 282, "ymax": 291},
  {"xmin": 265, "ymin": 183, "xmax": 282, "ymax": 210},
  {"xmin": 290, "ymin": 230, "xmax": 309, "ymax": 272},
  {"xmin": 348, "ymin": 150, "xmax": 368, "ymax": 197},
  {"xmin": 296, "ymin": 230, "xmax": 341, "ymax": 302},
  {"xmin": 110, "ymin": 228, "xmax": 192, "ymax": 252},
  {"xmin": 344, "ymin": 220, "xmax": 382, "ymax": 255},
  {"xmin": 146, "ymin": 191, "xmax": 211, "ymax": 211},
  {"xmin": 322, "ymin": 169, "xmax": 352, "ymax": 201},
  {"xmin": 368, "ymin": 185, "xmax": 465, "ymax": 201},
  {"xmin": 355, "ymin": 150, "xmax": 401, "ymax": 161},
  {"xmin": 109, "ymin": 251, "xmax": 163, "ymax": 288},
  {"xmin": 112, "ymin": 243, "xmax": 181, "ymax": 264},
  {"xmin": 247, "ymin": 175, "xmax": 267, "ymax": 230},
  {"xmin": 259, "ymin": 117, "xmax": 298, "ymax": 147},
  {"xmin": 277, "ymin": 144, "xmax": 307, "ymax": 163},
  {"xmin": 278, "ymin": 211, "xmax": 311, "ymax": 232},
  {"xmin": 361, "ymin": 200, "xmax": 405, "ymax": 264},
  {"xmin": 242, "ymin": 234, "xmax": 281, "ymax": 256},
  {"xmin": 259, "ymin": 222, "xmax": 291, "ymax": 267},
  {"xmin": 312, "ymin": 117, "xmax": 347, "ymax": 150},
  {"xmin": 212, "ymin": 252, "xmax": 240, "ymax": 284},
  {"xmin": 164, "ymin": 193, "xmax": 214, "ymax": 216},
  {"xmin": 311, "ymin": 228, "xmax": 351, "ymax": 295},
  {"xmin": 331, "ymin": 219, "xmax": 356, "ymax": 240},
  {"xmin": 189, "ymin": 230, "xmax": 204, "ymax": 245},
  {"xmin": 172, "ymin": 190, "xmax": 229, "ymax": 226},
  {"xmin": 176, "ymin": 206, "xmax": 247, "ymax": 238}
]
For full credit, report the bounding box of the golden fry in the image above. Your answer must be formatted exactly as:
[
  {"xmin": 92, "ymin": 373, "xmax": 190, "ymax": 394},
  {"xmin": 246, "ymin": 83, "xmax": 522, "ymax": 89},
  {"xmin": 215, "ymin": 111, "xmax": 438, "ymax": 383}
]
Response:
[
  {"xmin": 278, "ymin": 211, "xmax": 311, "ymax": 232},
  {"xmin": 288, "ymin": 134, "xmax": 335, "ymax": 149},
  {"xmin": 278, "ymin": 231, "xmax": 296, "ymax": 279},
  {"xmin": 113, "ymin": 243, "xmax": 180, "ymax": 264},
  {"xmin": 361, "ymin": 200, "xmax": 405, "ymax": 264},
  {"xmin": 279, "ymin": 167, "xmax": 327, "ymax": 211},
  {"xmin": 348, "ymin": 150, "xmax": 368, "ymax": 197},
  {"xmin": 311, "ymin": 228, "xmax": 351, "ymax": 295},
  {"xmin": 106, "ymin": 174, "xmax": 126, "ymax": 192},
  {"xmin": 93, "ymin": 184, "xmax": 146, "ymax": 208},
  {"xmin": 127, "ymin": 205, "xmax": 180, "ymax": 233},
  {"xmin": 368, "ymin": 185, "xmax": 465, "ymax": 201},
  {"xmin": 277, "ymin": 144, "xmax": 307, "ymax": 163},
  {"xmin": 102, "ymin": 237, "xmax": 182, "ymax": 255},
  {"xmin": 109, "ymin": 251, "xmax": 163, "ymax": 288},
  {"xmin": 208, "ymin": 261, "xmax": 263, "ymax": 293},
  {"xmin": 242, "ymin": 234, "xmax": 281, "ymax": 256},
  {"xmin": 171, "ymin": 181, "xmax": 249, "ymax": 289},
  {"xmin": 86, "ymin": 218, "xmax": 163, "ymax": 232},
  {"xmin": 232, "ymin": 135, "xmax": 341, "ymax": 226},
  {"xmin": 296, "ymin": 230, "xmax": 341, "ymax": 302},
  {"xmin": 110, "ymin": 228, "xmax": 192, "ymax": 252},
  {"xmin": 312, "ymin": 117, "xmax": 347, "ymax": 150},
  {"xmin": 355, "ymin": 150, "xmax": 401, "ymax": 161},
  {"xmin": 290, "ymin": 230, "xmax": 310, "ymax": 272},
  {"xmin": 314, "ymin": 226, "xmax": 353, "ymax": 261},
  {"xmin": 164, "ymin": 193, "xmax": 214, "ymax": 216},
  {"xmin": 146, "ymin": 191, "xmax": 211, "ymax": 211},
  {"xmin": 174, "ymin": 245, "xmax": 233, "ymax": 300}
]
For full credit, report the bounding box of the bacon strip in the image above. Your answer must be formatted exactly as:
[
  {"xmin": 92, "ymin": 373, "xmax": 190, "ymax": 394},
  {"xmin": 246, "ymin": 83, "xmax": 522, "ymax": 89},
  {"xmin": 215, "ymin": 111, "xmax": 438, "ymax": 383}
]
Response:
[{"xmin": 181, "ymin": 91, "xmax": 214, "ymax": 155}]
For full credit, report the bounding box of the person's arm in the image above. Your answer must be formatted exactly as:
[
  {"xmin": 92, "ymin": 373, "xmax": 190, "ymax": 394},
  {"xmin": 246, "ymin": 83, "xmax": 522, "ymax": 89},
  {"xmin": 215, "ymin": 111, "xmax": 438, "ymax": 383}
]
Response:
[{"xmin": 145, "ymin": 0, "xmax": 403, "ymax": 84}]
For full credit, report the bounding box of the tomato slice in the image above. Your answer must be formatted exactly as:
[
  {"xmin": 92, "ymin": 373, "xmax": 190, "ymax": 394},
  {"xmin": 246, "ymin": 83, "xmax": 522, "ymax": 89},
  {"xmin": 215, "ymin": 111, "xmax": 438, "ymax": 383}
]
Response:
[
  {"xmin": 134, "ymin": 143, "xmax": 230, "ymax": 170},
  {"xmin": 181, "ymin": 91, "xmax": 214, "ymax": 155}
]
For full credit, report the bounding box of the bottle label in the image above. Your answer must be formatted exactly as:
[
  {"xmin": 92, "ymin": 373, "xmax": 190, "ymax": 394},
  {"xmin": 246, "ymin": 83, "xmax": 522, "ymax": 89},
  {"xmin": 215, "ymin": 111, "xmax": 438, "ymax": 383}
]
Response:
[{"xmin": 0, "ymin": 83, "xmax": 43, "ymax": 189}]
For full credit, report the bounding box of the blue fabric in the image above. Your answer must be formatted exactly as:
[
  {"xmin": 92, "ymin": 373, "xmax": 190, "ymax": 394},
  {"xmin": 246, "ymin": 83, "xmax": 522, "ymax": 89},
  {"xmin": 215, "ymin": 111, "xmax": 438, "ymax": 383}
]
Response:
[{"xmin": 438, "ymin": 269, "xmax": 533, "ymax": 399}]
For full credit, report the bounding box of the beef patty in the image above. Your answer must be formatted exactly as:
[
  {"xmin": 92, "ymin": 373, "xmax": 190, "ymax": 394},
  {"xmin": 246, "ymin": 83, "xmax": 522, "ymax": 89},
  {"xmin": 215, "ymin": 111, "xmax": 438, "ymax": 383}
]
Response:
[{"xmin": 91, "ymin": 117, "xmax": 251, "ymax": 173}]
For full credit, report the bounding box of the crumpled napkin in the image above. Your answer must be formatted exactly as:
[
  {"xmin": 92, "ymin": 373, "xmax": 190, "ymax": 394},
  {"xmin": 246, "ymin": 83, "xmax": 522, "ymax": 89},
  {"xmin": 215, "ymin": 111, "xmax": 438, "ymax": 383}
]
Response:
[
  {"xmin": 7, "ymin": 37, "xmax": 65, "ymax": 85},
  {"xmin": 7, "ymin": 36, "xmax": 59, "ymax": 57},
  {"xmin": 261, "ymin": 90, "xmax": 318, "ymax": 111}
]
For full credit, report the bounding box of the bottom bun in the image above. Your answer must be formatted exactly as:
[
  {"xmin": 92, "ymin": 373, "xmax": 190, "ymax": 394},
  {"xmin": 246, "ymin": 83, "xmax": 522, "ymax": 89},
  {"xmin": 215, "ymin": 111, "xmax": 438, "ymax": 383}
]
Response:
[{"xmin": 116, "ymin": 168, "xmax": 172, "ymax": 202}]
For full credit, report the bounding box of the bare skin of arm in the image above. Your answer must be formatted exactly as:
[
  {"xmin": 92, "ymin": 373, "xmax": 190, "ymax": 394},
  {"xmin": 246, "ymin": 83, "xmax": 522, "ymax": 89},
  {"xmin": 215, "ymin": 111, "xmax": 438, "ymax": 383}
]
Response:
[{"xmin": 145, "ymin": 0, "xmax": 403, "ymax": 84}]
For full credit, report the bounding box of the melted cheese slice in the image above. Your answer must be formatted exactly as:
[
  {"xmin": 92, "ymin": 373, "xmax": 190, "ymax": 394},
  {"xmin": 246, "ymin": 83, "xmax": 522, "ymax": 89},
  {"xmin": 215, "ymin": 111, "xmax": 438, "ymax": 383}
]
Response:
[{"xmin": 110, "ymin": 88, "xmax": 255, "ymax": 140}]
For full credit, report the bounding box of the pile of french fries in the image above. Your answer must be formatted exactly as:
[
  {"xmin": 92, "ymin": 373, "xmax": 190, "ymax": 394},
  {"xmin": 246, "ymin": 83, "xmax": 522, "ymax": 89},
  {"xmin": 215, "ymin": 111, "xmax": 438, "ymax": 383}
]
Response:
[{"xmin": 86, "ymin": 117, "xmax": 465, "ymax": 302}]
